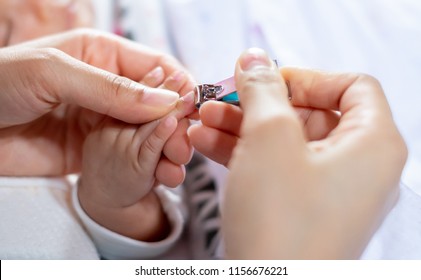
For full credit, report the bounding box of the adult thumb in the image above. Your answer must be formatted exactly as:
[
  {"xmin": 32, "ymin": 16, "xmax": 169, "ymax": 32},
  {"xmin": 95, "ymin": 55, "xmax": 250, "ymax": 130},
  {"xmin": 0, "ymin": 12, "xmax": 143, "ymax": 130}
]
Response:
[
  {"xmin": 50, "ymin": 49, "xmax": 179, "ymax": 124},
  {"xmin": 235, "ymin": 48, "xmax": 303, "ymax": 144}
]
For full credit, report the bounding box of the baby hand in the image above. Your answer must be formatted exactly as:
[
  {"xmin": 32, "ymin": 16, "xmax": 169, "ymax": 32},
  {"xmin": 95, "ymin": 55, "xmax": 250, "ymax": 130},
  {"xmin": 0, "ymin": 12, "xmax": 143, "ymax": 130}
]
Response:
[
  {"xmin": 78, "ymin": 115, "xmax": 178, "ymax": 241},
  {"xmin": 140, "ymin": 66, "xmax": 196, "ymax": 187}
]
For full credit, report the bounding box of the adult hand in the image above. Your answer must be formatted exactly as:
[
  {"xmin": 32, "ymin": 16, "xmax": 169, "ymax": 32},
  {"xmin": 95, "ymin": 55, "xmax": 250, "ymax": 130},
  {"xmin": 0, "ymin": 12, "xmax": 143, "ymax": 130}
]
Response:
[
  {"xmin": 188, "ymin": 48, "xmax": 407, "ymax": 259},
  {"xmin": 0, "ymin": 29, "xmax": 195, "ymax": 176}
]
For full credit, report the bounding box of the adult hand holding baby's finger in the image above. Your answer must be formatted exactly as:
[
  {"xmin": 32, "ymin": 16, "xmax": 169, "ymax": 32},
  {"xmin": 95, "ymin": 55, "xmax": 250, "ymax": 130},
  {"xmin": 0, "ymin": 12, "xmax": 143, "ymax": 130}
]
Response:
[{"xmin": 0, "ymin": 29, "xmax": 194, "ymax": 176}]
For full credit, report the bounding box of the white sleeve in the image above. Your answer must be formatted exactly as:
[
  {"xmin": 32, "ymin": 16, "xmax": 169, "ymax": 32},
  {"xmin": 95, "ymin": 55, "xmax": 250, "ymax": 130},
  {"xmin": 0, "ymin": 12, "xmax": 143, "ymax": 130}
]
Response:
[{"xmin": 71, "ymin": 184, "xmax": 185, "ymax": 259}]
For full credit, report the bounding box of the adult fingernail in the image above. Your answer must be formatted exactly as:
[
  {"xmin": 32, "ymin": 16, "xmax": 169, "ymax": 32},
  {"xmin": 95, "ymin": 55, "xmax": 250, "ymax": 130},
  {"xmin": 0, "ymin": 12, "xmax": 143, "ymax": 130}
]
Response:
[
  {"xmin": 239, "ymin": 48, "xmax": 272, "ymax": 71},
  {"xmin": 143, "ymin": 87, "xmax": 179, "ymax": 106}
]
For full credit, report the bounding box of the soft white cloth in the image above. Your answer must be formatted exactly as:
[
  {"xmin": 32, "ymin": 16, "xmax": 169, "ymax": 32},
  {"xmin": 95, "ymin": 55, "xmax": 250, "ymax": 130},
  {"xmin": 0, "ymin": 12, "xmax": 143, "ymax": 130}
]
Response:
[
  {"xmin": 362, "ymin": 183, "xmax": 421, "ymax": 259},
  {"xmin": 0, "ymin": 176, "xmax": 185, "ymax": 259},
  {"xmin": 0, "ymin": 177, "xmax": 98, "ymax": 259},
  {"xmin": 72, "ymin": 183, "xmax": 185, "ymax": 259}
]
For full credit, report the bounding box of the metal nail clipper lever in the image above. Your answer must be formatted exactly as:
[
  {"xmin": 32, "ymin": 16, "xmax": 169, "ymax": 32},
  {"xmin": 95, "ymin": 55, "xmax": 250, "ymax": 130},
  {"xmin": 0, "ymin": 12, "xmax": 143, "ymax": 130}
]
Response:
[
  {"xmin": 194, "ymin": 77, "xmax": 239, "ymax": 108},
  {"xmin": 194, "ymin": 59, "xmax": 280, "ymax": 108}
]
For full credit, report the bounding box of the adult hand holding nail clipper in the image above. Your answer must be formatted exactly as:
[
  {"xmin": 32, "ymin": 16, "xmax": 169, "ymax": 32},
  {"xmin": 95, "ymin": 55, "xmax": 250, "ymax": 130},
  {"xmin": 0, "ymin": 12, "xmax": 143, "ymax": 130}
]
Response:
[{"xmin": 189, "ymin": 48, "xmax": 407, "ymax": 259}]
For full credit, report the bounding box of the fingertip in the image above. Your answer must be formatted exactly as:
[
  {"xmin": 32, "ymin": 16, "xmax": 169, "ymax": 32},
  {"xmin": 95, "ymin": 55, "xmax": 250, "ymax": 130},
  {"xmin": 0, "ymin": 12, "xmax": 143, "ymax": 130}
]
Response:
[
  {"xmin": 197, "ymin": 101, "xmax": 242, "ymax": 136},
  {"xmin": 163, "ymin": 118, "xmax": 192, "ymax": 165},
  {"xmin": 176, "ymin": 90, "xmax": 196, "ymax": 118},
  {"xmin": 179, "ymin": 77, "xmax": 196, "ymax": 96},
  {"xmin": 140, "ymin": 66, "xmax": 165, "ymax": 87},
  {"xmin": 187, "ymin": 123, "xmax": 200, "ymax": 138},
  {"xmin": 198, "ymin": 101, "xmax": 219, "ymax": 124},
  {"xmin": 162, "ymin": 70, "xmax": 187, "ymax": 93},
  {"xmin": 233, "ymin": 49, "xmax": 294, "ymax": 133},
  {"xmin": 198, "ymin": 100, "xmax": 212, "ymax": 114},
  {"xmin": 237, "ymin": 48, "xmax": 272, "ymax": 72},
  {"xmin": 187, "ymin": 110, "xmax": 200, "ymax": 120},
  {"xmin": 187, "ymin": 122, "xmax": 237, "ymax": 166},
  {"xmin": 156, "ymin": 160, "xmax": 186, "ymax": 188}
]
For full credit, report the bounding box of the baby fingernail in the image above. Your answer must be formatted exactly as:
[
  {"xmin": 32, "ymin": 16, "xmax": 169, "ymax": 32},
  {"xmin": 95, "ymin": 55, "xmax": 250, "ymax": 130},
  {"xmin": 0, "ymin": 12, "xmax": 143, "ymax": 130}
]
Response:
[{"xmin": 150, "ymin": 66, "xmax": 164, "ymax": 79}]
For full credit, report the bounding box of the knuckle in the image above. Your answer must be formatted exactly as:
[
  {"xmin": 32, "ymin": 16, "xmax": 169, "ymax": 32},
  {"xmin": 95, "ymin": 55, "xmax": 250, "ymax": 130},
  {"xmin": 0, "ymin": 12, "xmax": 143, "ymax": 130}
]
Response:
[
  {"xmin": 33, "ymin": 48, "xmax": 66, "ymax": 64},
  {"xmin": 357, "ymin": 73, "xmax": 380, "ymax": 84},
  {"xmin": 269, "ymin": 112, "xmax": 301, "ymax": 129},
  {"xmin": 105, "ymin": 74, "xmax": 148, "ymax": 123},
  {"xmin": 108, "ymin": 75, "xmax": 140, "ymax": 99},
  {"xmin": 24, "ymin": 48, "xmax": 67, "ymax": 104},
  {"xmin": 69, "ymin": 28, "xmax": 109, "ymax": 46},
  {"xmin": 242, "ymin": 67, "xmax": 280, "ymax": 85},
  {"xmin": 363, "ymin": 125, "xmax": 408, "ymax": 172},
  {"xmin": 355, "ymin": 73, "xmax": 383, "ymax": 91},
  {"xmin": 387, "ymin": 131, "xmax": 408, "ymax": 168},
  {"xmin": 142, "ymin": 137, "xmax": 161, "ymax": 156},
  {"xmin": 245, "ymin": 110, "xmax": 300, "ymax": 136},
  {"xmin": 158, "ymin": 53, "xmax": 183, "ymax": 69},
  {"xmin": 69, "ymin": 27, "xmax": 99, "ymax": 38},
  {"xmin": 143, "ymin": 126, "xmax": 166, "ymax": 155},
  {"xmin": 239, "ymin": 68, "xmax": 284, "ymax": 97},
  {"xmin": 396, "ymin": 141, "xmax": 408, "ymax": 165}
]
